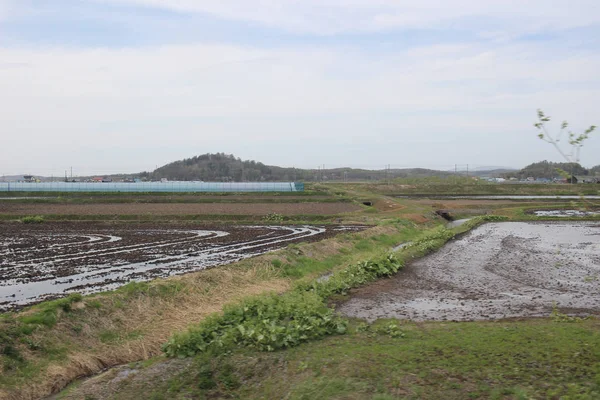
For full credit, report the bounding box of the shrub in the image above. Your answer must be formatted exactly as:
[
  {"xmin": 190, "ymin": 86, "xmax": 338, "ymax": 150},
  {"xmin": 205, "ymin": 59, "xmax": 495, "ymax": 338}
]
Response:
[
  {"xmin": 262, "ymin": 213, "xmax": 284, "ymax": 223},
  {"xmin": 20, "ymin": 215, "xmax": 45, "ymax": 224},
  {"xmin": 163, "ymin": 291, "xmax": 347, "ymax": 357}
]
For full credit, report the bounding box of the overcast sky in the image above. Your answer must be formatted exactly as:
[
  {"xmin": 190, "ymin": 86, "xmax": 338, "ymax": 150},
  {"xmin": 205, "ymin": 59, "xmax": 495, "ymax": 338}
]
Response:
[{"xmin": 1, "ymin": 0, "xmax": 599, "ymax": 176}]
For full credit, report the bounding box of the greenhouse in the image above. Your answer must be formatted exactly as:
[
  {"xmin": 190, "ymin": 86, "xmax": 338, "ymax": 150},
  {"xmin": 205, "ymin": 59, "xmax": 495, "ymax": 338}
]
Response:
[{"xmin": 0, "ymin": 181, "xmax": 305, "ymax": 193}]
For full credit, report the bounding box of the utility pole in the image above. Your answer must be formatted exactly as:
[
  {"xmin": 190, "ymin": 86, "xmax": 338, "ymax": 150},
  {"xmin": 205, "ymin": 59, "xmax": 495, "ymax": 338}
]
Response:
[{"xmin": 466, "ymin": 164, "xmax": 469, "ymax": 178}]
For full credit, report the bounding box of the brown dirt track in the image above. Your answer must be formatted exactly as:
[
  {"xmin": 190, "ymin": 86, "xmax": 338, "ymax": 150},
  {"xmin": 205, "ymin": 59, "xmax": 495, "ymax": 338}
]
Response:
[{"xmin": 0, "ymin": 202, "xmax": 360, "ymax": 216}]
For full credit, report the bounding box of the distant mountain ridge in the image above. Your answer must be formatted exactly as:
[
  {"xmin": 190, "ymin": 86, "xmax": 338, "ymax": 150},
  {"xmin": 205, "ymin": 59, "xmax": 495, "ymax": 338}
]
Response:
[
  {"xmin": 143, "ymin": 153, "xmax": 459, "ymax": 182},
  {"xmin": 9, "ymin": 155, "xmax": 598, "ymax": 182}
]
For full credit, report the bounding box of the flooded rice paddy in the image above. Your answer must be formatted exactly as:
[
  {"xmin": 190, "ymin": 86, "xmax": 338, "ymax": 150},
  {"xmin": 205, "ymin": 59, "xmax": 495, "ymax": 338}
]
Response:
[
  {"xmin": 339, "ymin": 221, "xmax": 600, "ymax": 321},
  {"xmin": 533, "ymin": 209, "xmax": 600, "ymax": 217},
  {"xmin": 397, "ymin": 195, "xmax": 600, "ymax": 200},
  {"xmin": 0, "ymin": 223, "xmax": 364, "ymax": 310}
]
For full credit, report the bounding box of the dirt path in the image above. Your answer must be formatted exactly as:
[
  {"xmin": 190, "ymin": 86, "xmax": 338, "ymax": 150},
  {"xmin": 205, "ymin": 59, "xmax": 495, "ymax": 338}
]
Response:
[
  {"xmin": 0, "ymin": 202, "xmax": 360, "ymax": 216},
  {"xmin": 338, "ymin": 221, "xmax": 600, "ymax": 321}
]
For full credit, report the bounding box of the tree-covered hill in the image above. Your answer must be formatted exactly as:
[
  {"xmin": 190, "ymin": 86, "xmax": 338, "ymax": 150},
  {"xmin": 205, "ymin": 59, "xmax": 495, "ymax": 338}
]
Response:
[
  {"xmin": 140, "ymin": 153, "xmax": 455, "ymax": 182},
  {"xmin": 505, "ymin": 160, "xmax": 599, "ymax": 179}
]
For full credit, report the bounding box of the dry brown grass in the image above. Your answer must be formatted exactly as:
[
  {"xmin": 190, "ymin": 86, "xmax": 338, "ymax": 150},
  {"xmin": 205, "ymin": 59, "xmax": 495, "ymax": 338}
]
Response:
[{"xmin": 1, "ymin": 265, "xmax": 289, "ymax": 400}]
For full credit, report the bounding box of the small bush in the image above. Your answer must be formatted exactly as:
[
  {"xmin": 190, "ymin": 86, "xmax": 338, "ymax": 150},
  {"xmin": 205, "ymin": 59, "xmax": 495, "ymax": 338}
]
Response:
[
  {"xmin": 20, "ymin": 215, "xmax": 45, "ymax": 224},
  {"xmin": 551, "ymin": 303, "xmax": 590, "ymax": 323},
  {"xmin": 163, "ymin": 291, "xmax": 346, "ymax": 357},
  {"xmin": 19, "ymin": 293, "xmax": 83, "ymax": 328},
  {"xmin": 263, "ymin": 213, "xmax": 284, "ymax": 223},
  {"xmin": 375, "ymin": 322, "xmax": 405, "ymax": 338}
]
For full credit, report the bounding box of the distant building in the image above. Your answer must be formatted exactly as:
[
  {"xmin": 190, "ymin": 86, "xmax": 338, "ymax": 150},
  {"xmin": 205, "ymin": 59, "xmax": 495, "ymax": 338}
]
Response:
[
  {"xmin": 574, "ymin": 176, "xmax": 599, "ymax": 184},
  {"xmin": 22, "ymin": 175, "xmax": 38, "ymax": 182}
]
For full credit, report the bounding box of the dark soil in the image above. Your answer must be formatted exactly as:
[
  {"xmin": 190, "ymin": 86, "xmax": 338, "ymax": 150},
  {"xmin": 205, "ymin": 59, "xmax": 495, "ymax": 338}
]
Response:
[{"xmin": 0, "ymin": 222, "xmax": 365, "ymax": 310}]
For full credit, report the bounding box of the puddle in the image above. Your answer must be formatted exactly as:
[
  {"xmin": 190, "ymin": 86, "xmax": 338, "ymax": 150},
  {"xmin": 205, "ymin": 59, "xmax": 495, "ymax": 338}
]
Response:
[
  {"xmin": 392, "ymin": 242, "xmax": 411, "ymax": 252},
  {"xmin": 338, "ymin": 221, "xmax": 600, "ymax": 321},
  {"xmin": 446, "ymin": 218, "xmax": 472, "ymax": 228},
  {"xmin": 534, "ymin": 210, "xmax": 599, "ymax": 217}
]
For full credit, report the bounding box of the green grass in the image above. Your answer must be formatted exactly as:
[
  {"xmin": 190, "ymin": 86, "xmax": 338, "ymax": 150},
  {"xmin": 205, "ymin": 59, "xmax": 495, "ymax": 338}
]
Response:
[
  {"xmin": 331, "ymin": 181, "xmax": 600, "ymax": 196},
  {"xmin": 19, "ymin": 215, "xmax": 45, "ymax": 223},
  {"xmin": 131, "ymin": 318, "xmax": 600, "ymax": 400}
]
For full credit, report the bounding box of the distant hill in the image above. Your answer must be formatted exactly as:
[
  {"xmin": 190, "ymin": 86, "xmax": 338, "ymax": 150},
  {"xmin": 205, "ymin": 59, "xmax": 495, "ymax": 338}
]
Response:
[
  {"xmin": 505, "ymin": 160, "xmax": 599, "ymax": 179},
  {"xmin": 144, "ymin": 153, "xmax": 455, "ymax": 182},
  {"xmin": 469, "ymin": 169, "xmax": 516, "ymax": 178}
]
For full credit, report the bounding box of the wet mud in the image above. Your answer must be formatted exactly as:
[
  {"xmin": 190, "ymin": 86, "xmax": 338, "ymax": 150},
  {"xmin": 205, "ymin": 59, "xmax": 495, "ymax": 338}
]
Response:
[
  {"xmin": 338, "ymin": 222, "xmax": 600, "ymax": 321},
  {"xmin": 0, "ymin": 222, "xmax": 364, "ymax": 310}
]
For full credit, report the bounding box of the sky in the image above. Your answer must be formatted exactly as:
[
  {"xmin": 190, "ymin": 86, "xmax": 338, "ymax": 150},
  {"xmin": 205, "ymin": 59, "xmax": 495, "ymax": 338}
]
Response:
[{"xmin": 1, "ymin": 0, "xmax": 600, "ymax": 176}]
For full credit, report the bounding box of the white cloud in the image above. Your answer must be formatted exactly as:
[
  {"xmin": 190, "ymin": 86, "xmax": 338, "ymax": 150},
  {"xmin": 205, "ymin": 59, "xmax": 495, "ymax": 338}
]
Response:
[
  {"xmin": 94, "ymin": 0, "xmax": 600, "ymax": 35},
  {"xmin": 1, "ymin": 38, "xmax": 599, "ymax": 174}
]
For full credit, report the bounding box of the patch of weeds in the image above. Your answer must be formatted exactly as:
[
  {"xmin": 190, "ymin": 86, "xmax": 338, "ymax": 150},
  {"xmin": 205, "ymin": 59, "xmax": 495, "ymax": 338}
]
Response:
[
  {"xmin": 374, "ymin": 322, "xmax": 405, "ymax": 339},
  {"xmin": 354, "ymin": 239, "xmax": 372, "ymax": 251},
  {"xmin": 297, "ymin": 253, "xmax": 404, "ymax": 298},
  {"xmin": 117, "ymin": 281, "xmax": 151, "ymax": 297},
  {"xmin": 19, "ymin": 293, "xmax": 83, "ymax": 328},
  {"xmin": 2, "ymin": 344, "xmax": 24, "ymax": 362},
  {"xmin": 197, "ymin": 363, "xmax": 217, "ymax": 389},
  {"xmin": 126, "ymin": 330, "xmax": 144, "ymax": 340},
  {"xmin": 163, "ymin": 290, "xmax": 347, "ymax": 357},
  {"xmin": 218, "ymin": 363, "xmax": 241, "ymax": 390},
  {"xmin": 21, "ymin": 337, "xmax": 43, "ymax": 351},
  {"xmin": 263, "ymin": 213, "xmax": 284, "ymax": 223},
  {"xmin": 85, "ymin": 299, "xmax": 102, "ymax": 309},
  {"xmin": 551, "ymin": 303, "xmax": 590, "ymax": 323},
  {"xmin": 20, "ymin": 215, "xmax": 45, "ymax": 224},
  {"xmin": 271, "ymin": 259, "xmax": 283, "ymax": 268},
  {"xmin": 402, "ymin": 227, "xmax": 455, "ymax": 255},
  {"xmin": 99, "ymin": 330, "xmax": 120, "ymax": 343},
  {"xmin": 149, "ymin": 281, "xmax": 185, "ymax": 298}
]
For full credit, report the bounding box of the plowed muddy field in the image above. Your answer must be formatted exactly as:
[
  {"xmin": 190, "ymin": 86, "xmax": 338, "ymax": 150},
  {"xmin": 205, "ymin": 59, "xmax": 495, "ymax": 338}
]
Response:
[
  {"xmin": 0, "ymin": 223, "xmax": 365, "ymax": 310},
  {"xmin": 0, "ymin": 202, "xmax": 360, "ymax": 215},
  {"xmin": 339, "ymin": 221, "xmax": 600, "ymax": 321}
]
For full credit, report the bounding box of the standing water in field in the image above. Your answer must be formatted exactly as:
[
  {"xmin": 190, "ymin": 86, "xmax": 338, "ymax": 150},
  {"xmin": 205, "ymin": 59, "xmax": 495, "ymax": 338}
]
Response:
[{"xmin": 0, "ymin": 224, "xmax": 364, "ymax": 310}]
